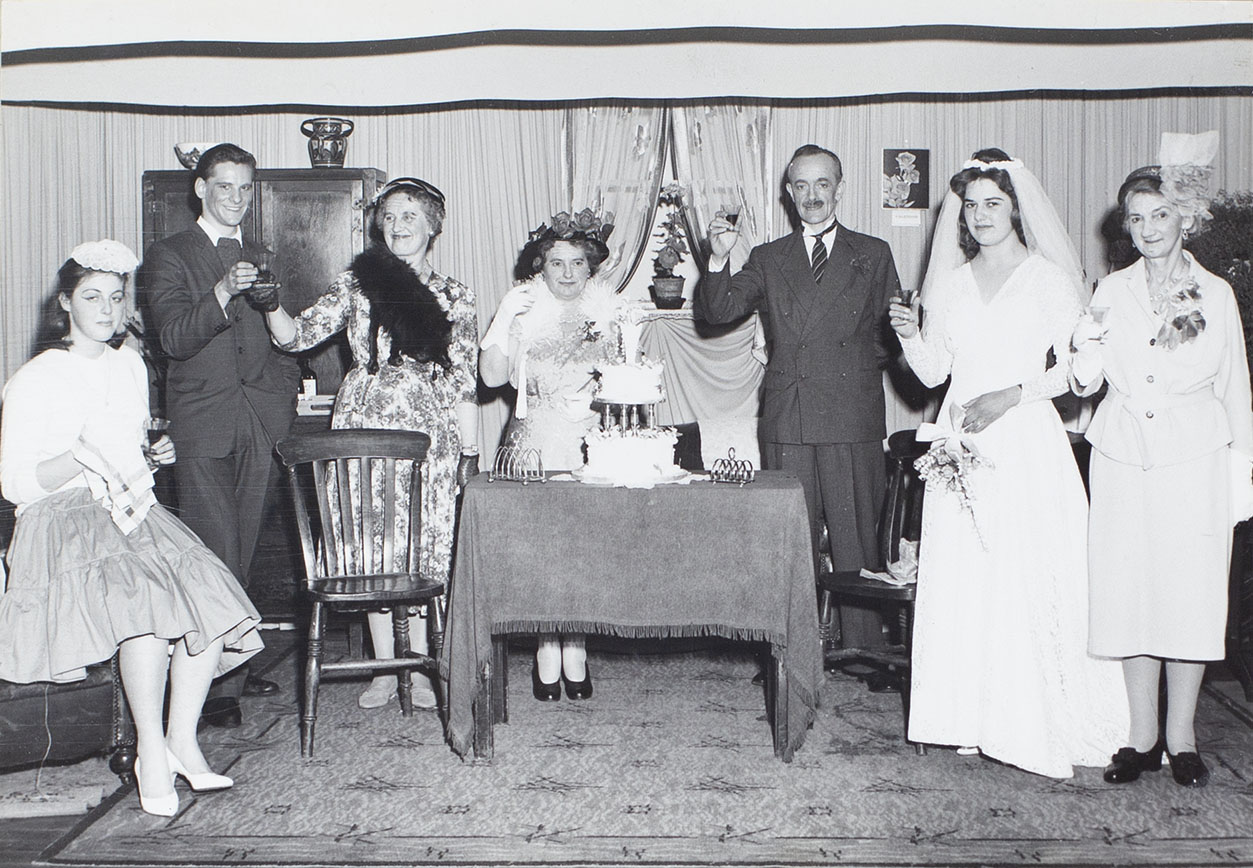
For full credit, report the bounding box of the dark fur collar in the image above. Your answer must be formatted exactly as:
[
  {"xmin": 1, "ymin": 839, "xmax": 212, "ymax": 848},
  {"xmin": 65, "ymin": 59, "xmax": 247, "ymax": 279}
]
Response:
[{"xmin": 350, "ymin": 245, "xmax": 453, "ymax": 373}]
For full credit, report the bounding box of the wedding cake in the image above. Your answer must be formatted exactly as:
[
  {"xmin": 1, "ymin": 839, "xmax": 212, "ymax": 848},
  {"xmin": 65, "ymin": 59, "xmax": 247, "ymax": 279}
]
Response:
[{"xmin": 581, "ymin": 356, "xmax": 682, "ymax": 486}]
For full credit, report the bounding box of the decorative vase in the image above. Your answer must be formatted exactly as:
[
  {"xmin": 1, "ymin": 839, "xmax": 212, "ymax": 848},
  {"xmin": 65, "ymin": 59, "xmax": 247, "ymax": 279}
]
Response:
[
  {"xmin": 650, "ymin": 275, "xmax": 686, "ymax": 309},
  {"xmin": 300, "ymin": 117, "xmax": 354, "ymax": 168}
]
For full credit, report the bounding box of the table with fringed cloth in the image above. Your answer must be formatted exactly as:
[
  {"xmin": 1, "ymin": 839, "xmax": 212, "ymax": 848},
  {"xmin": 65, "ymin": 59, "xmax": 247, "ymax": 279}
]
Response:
[{"xmin": 440, "ymin": 471, "xmax": 821, "ymax": 761}]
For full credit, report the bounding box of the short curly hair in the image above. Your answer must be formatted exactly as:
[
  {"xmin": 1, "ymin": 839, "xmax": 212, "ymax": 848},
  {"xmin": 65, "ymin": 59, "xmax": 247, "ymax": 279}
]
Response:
[{"xmin": 514, "ymin": 233, "xmax": 609, "ymax": 283}]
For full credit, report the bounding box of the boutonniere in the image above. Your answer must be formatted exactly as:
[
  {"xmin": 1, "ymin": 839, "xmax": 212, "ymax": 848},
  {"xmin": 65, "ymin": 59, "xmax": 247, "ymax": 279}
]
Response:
[
  {"xmin": 850, "ymin": 254, "xmax": 873, "ymax": 276},
  {"xmin": 1154, "ymin": 277, "xmax": 1205, "ymax": 350},
  {"xmin": 582, "ymin": 320, "xmax": 603, "ymax": 344}
]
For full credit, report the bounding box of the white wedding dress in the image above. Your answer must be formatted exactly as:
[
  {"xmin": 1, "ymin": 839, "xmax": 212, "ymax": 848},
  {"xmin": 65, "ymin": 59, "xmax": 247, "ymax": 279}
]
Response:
[{"xmin": 901, "ymin": 255, "xmax": 1128, "ymax": 779}]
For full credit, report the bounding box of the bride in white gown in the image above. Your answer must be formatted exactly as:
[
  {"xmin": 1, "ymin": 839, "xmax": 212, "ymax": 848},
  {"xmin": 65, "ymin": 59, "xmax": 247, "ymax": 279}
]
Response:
[{"xmin": 889, "ymin": 149, "xmax": 1128, "ymax": 779}]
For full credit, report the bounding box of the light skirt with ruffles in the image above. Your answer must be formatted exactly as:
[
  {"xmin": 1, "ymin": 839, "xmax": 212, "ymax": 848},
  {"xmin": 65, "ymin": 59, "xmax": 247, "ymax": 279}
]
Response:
[{"xmin": 0, "ymin": 487, "xmax": 262, "ymax": 684}]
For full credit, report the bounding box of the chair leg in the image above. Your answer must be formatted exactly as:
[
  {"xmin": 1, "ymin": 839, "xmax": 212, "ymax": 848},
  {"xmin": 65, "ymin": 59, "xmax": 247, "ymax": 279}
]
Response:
[
  {"xmin": 394, "ymin": 608, "xmax": 413, "ymax": 717},
  {"xmin": 901, "ymin": 602, "xmax": 926, "ymax": 755},
  {"xmin": 303, "ymin": 602, "xmax": 325, "ymax": 757},
  {"xmin": 426, "ymin": 596, "xmax": 447, "ymax": 725},
  {"xmin": 818, "ymin": 589, "xmax": 836, "ymax": 650}
]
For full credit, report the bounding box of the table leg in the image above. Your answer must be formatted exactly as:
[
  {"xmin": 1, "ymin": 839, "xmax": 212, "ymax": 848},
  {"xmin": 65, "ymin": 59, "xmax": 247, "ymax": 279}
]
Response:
[
  {"xmin": 769, "ymin": 653, "xmax": 793, "ymax": 762},
  {"xmin": 472, "ymin": 678, "xmax": 493, "ymax": 759},
  {"xmin": 491, "ymin": 635, "xmax": 509, "ymax": 724}
]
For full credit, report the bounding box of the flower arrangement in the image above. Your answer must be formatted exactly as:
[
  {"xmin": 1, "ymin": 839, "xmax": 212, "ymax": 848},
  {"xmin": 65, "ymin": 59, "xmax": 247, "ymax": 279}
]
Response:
[
  {"xmin": 652, "ymin": 182, "xmax": 689, "ymax": 279},
  {"xmin": 528, "ymin": 207, "xmax": 615, "ymax": 244},
  {"xmin": 1153, "ymin": 277, "xmax": 1205, "ymax": 350},
  {"xmin": 882, "ymin": 151, "xmax": 921, "ymax": 208},
  {"xmin": 914, "ymin": 431, "xmax": 994, "ymax": 549}
]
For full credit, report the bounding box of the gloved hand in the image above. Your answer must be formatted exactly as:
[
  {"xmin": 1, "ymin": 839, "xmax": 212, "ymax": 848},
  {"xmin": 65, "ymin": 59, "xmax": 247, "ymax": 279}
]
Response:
[
  {"xmin": 245, "ymin": 282, "xmax": 281, "ymax": 313},
  {"xmin": 495, "ymin": 285, "xmax": 537, "ymax": 321},
  {"xmin": 456, "ymin": 452, "xmax": 480, "ymax": 489}
]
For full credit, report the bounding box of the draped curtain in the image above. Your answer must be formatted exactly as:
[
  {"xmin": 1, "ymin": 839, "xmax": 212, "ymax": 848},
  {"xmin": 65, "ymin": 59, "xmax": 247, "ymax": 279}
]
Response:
[
  {"xmin": 4, "ymin": 94, "xmax": 1251, "ymax": 445},
  {"xmin": 564, "ymin": 105, "xmax": 668, "ymax": 291}
]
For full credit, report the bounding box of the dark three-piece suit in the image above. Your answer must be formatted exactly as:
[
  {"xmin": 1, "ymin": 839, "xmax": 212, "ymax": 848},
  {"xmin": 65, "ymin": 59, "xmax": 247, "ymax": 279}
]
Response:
[{"xmin": 697, "ymin": 223, "xmax": 902, "ymax": 647}]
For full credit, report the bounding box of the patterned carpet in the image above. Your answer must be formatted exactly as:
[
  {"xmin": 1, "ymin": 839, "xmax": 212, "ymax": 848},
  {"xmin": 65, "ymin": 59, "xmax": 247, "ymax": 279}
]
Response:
[{"xmin": 39, "ymin": 635, "xmax": 1253, "ymax": 867}]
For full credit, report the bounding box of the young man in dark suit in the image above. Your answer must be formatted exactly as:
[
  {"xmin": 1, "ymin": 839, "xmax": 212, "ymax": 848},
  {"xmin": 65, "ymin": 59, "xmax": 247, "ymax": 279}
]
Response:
[
  {"xmin": 696, "ymin": 144, "xmax": 902, "ymax": 690},
  {"xmin": 140, "ymin": 143, "xmax": 298, "ymax": 726}
]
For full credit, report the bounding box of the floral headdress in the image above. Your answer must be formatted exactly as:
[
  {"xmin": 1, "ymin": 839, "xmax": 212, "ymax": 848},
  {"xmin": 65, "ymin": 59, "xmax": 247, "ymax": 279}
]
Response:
[
  {"xmin": 1119, "ymin": 130, "xmax": 1219, "ymax": 231},
  {"xmin": 69, "ymin": 239, "xmax": 139, "ymax": 275},
  {"xmin": 527, "ymin": 208, "xmax": 615, "ymax": 245}
]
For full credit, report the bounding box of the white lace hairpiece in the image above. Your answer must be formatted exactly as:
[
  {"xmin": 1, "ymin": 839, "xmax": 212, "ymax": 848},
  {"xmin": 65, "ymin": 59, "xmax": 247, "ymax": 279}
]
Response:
[
  {"xmin": 920, "ymin": 156, "xmax": 1088, "ymax": 307},
  {"xmin": 69, "ymin": 239, "xmax": 139, "ymax": 275},
  {"xmin": 1156, "ymin": 130, "xmax": 1219, "ymax": 227},
  {"xmin": 961, "ymin": 158, "xmax": 1024, "ymax": 171}
]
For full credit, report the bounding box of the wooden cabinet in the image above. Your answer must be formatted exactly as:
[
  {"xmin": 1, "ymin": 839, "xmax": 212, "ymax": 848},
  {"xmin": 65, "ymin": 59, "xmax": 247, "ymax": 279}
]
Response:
[{"xmin": 141, "ymin": 168, "xmax": 386, "ymax": 394}]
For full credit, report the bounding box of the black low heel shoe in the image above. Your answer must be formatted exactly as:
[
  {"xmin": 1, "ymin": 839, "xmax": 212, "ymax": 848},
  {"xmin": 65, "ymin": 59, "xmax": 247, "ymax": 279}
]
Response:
[
  {"xmin": 1103, "ymin": 740, "xmax": 1165, "ymax": 783},
  {"xmin": 563, "ymin": 667, "xmax": 593, "ymax": 701},
  {"xmin": 532, "ymin": 663, "xmax": 561, "ymax": 702},
  {"xmin": 1168, "ymin": 751, "xmax": 1210, "ymax": 788}
]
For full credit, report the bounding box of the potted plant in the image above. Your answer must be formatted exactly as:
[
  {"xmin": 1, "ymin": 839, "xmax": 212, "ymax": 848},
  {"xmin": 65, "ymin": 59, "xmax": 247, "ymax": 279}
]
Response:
[{"xmin": 650, "ymin": 182, "xmax": 689, "ymax": 309}]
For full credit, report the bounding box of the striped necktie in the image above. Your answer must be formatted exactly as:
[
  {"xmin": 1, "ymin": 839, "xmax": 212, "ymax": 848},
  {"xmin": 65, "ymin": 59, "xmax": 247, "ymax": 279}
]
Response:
[{"xmin": 808, "ymin": 223, "xmax": 836, "ymax": 284}]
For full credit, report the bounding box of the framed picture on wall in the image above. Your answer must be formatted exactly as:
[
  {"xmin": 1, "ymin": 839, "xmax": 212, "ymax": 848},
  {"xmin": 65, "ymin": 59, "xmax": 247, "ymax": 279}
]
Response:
[{"xmin": 882, "ymin": 148, "xmax": 929, "ymax": 209}]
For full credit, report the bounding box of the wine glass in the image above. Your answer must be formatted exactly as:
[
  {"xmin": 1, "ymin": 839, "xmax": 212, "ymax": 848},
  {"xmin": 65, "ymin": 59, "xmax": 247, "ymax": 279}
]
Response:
[
  {"xmin": 253, "ymin": 248, "xmax": 278, "ymax": 290},
  {"xmin": 721, "ymin": 203, "xmax": 741, "ymax": 227},
  {"xmin": 146, "ymin": 417, "xmax": 170, "ymax": 445}
]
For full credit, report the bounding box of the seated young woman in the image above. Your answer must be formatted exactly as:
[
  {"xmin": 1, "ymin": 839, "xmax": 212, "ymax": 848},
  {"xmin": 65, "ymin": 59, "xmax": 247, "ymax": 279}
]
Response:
[{"xmin": 0, "ymin": 240, "xmax": 263, "ymax": 817}]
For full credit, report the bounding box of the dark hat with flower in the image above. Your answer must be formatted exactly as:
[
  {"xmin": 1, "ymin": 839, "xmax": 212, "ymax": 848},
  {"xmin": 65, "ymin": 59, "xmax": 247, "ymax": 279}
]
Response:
[{"xmin": 516, "ymin": 208, "xmax": 615, "ymax": 280}]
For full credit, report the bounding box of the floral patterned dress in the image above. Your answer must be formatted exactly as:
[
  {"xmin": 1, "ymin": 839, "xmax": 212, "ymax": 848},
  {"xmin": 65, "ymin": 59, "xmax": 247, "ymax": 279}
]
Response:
[
  {"xmin": 281, "ymin": 269, "xmax": 478, "ymax": 582},
  {"xmin": 502, "ymin": 277, "xmax": 626, "ymax": 471}
]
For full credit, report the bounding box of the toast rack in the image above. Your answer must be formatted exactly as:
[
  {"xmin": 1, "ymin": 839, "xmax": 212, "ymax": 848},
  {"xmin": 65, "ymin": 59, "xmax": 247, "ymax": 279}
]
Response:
[
  {"xmin": 710, "ymin": 447, "xmax": 755, "ymax": 486},
  {"xmin": 488, "ymin": 446, "xmax": 545, "ymax": 484}
]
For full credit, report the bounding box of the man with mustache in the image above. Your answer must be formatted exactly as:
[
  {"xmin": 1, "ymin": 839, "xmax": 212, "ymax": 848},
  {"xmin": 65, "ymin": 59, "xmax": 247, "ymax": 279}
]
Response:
[
  {"xmin": 140, "ymin": 143, "xmax": 297, "ymax": 726},
  {"xmin": 697, "ymin": 144, "xmax": 903, "ymax": 690}
]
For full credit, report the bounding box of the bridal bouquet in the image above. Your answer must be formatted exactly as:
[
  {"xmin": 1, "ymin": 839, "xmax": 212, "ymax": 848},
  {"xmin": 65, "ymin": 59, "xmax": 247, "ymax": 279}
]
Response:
[{"xmin": 914, "ymin": 422, "xmax": 994, "ymax": 549}]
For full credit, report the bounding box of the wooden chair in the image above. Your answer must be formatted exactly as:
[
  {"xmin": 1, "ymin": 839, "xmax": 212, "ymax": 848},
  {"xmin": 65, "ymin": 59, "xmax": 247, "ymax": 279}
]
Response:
[
  {"xmin": 275, "ymin": 429, "xmax": 445, "ymax": 756},
  {"xmin": 818, "ymin": 429, "xmax": 927, "ymax": 753}
]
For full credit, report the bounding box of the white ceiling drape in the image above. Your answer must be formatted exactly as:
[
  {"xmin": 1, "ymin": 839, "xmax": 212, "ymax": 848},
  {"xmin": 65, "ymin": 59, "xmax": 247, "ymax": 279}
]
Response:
[{"xmin": 2, "ymin": 1, "xmax": 1249, "ymax": 107}]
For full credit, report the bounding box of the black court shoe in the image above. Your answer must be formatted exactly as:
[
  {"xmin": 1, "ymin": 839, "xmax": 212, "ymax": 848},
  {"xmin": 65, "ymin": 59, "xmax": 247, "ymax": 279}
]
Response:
[
  {"xmin": 1103, "ymin": 739, "xmax": 1164, "ymax": 783},
  {"xmin": 563, "ymin": 666, "xmax": 593, "ymax": 701},
  {"xmin": 532, "ymin": 662, "xmax": 562, "ymax": 702},
  {"xmin": 1168, "ymin": 751, "xmax": 1210, "ymax": 788}
]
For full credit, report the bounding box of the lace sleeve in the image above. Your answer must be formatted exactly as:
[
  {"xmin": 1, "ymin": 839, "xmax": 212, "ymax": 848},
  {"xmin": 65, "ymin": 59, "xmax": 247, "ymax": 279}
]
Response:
[
  {"xmin": 900, "ymin": 277, "xmax": 955, "ymax": 388},
  {"xmin": 1020, "ymin": 261, "xmax": 1084, "ymax": 405}
]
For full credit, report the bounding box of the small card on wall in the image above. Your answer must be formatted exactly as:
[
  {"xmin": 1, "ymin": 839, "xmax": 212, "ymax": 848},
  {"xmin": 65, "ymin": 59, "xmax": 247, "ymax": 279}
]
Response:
[
  {"xmin": 883, "ymin": 148, "xmax": 929, "ymax": 210},
  {"xmin": 890, "ymin": 209, "xmax": 922, "ymax": 227}
]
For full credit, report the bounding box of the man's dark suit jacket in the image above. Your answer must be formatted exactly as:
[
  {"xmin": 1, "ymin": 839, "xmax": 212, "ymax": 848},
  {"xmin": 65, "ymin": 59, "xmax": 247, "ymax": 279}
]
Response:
[
  {"xmin": 140, "ymin": 228, "xmax": 298, "ymax": 458},
  {"xmin": 697, "ymin": 224, "xmax": 901, "ymax": 445}
]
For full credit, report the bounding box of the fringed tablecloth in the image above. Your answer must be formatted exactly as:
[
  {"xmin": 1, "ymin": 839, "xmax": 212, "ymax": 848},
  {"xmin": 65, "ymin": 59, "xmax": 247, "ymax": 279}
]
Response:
[{"xmin": 441, "ymin": 471, "xmax": 821, "ymax": 760}]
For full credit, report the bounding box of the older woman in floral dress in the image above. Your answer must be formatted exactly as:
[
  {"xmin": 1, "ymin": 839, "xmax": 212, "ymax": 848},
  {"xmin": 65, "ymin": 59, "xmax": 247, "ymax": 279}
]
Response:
[{"xmin": 266, "ymin": 177, "xmax": 479, "ymax": 710}]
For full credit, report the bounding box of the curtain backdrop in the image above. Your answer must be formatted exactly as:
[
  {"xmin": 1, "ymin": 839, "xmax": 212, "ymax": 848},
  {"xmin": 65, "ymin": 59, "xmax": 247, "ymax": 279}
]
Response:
[
  {"xmin": 3, "ymin": 93, "xmax": 1251, "ymax": 447},
  {"xmin": 565, "ymin": 104, "xmax": 669, "ymax": 291}
]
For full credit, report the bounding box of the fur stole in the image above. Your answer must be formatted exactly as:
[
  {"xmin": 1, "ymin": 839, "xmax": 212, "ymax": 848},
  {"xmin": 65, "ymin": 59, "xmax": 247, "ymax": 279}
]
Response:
[{"xmin": 350, "ymin": 245, "xmax": 453, "ymax": 373}]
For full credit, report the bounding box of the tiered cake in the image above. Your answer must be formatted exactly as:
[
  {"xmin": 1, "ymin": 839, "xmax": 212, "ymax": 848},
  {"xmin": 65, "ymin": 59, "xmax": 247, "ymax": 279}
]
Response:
[{"xmin": 582, "ymin": 356, "xmax": 681, "ymax": 486}]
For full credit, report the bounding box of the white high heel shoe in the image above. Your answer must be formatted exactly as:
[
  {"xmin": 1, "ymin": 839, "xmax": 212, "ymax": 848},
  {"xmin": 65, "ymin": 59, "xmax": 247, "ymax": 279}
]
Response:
[
  {"xmin": 133, "ymin": 756, "xmax": 179, "ymax": 817},
  {"xmin": 166, "ymin": 747, "xmax": 233, "ymax": 792}
]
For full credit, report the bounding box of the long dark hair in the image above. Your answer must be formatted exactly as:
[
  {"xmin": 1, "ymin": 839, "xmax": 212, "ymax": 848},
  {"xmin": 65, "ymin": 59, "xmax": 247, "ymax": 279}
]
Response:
[
  {"xmin": 949, "ymin": 147, "xmax": 1027, "ymax": 260},
  {"xmin": 34, "ymin": 259, "xmax": 128, "ymax": 355}
]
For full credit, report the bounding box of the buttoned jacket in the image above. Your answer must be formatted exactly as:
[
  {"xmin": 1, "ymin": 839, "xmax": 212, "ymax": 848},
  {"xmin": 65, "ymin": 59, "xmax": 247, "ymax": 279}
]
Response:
[
  {"xmin": 697, "ymin": 224, "xmax": 901, "ymax": 444},
  {"xmin": 140, "ymin": 228, "xmax": 299, "ymax": 458}
]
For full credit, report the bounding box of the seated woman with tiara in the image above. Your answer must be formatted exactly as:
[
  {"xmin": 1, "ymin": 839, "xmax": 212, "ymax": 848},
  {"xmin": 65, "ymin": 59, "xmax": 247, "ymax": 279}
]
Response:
[
  {"xmin": 0, "ymin": 240, "xmax": 263, "ymax": 816},
  {"xmin": 480, "ymin": 210, "xmax": 625, "ymax": 701}
]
